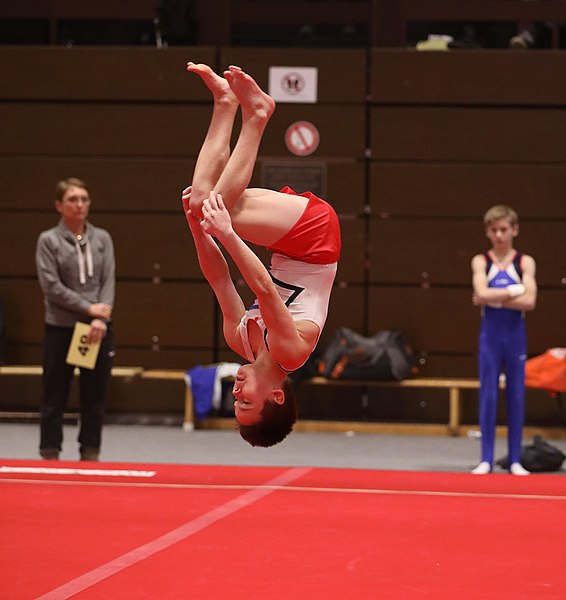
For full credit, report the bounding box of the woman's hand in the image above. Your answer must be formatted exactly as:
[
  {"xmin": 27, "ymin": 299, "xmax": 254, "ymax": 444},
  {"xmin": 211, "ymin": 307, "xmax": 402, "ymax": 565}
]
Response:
[
  {"xmin": 87, "ymin": 318, "xmax": 107, "ymax": 344},
  {"xmin": 88, "ymin": 303, "xmax": 112, "ymax": 320}
]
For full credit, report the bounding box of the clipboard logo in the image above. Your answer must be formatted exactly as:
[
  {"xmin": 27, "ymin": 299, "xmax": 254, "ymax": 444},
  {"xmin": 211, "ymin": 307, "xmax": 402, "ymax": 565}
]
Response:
[{"xmin": 66, "ymin": 322, "xmax": 101, "ymax": 370}]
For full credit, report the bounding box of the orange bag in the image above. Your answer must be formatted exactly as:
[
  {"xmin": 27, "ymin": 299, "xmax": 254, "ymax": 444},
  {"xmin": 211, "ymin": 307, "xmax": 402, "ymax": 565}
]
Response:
[{"xmin": 525, "ymin": 348, "xmax": 566, "ymax": 395}]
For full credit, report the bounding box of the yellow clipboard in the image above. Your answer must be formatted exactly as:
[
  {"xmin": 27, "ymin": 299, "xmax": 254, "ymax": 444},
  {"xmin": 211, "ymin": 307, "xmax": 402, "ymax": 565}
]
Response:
[{"xmin": 65, "ymin": 322, "xmax": 101, "ymax": 370}]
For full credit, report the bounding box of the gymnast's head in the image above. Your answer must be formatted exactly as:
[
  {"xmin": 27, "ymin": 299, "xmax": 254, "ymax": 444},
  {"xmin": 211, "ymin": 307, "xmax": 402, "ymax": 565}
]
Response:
[{"xmin": 232, "ymin": 364, "xmax": 297, "ymax": 447}]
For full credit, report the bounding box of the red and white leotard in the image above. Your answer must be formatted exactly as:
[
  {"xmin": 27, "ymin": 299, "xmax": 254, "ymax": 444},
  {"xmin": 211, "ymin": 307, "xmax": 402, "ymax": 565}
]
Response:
[
  {"xmin": 266, "ymin": 187, "xmax": 341, "ymax": 264},
  {"xmin": 239, "ymin": 188, "xmax": 341, "ymax": 371}
]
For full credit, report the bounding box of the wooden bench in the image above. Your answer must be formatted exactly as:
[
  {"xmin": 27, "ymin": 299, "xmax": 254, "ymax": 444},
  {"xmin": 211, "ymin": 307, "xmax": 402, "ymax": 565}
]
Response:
[
  {"xmin": 5, "ymin": 369, "xmax": 560, "ymax": 440},
  {"xmin": 0, "ymin": 365, "xmax": 192, "ymax": 425},
  {"xmin": 295, "ymin": 377, "xmax": 566, "ymax": 440},
  {"xmin": 299, "ymin": 376, "xmax": 487, "ymax": 437},
  {"xmin": 189, "ymin": 376, "xmax": 488, "ymax": 436},
  {"xmin": 10, "ymin": 370, "xmax": 475, "ymax": 434}
]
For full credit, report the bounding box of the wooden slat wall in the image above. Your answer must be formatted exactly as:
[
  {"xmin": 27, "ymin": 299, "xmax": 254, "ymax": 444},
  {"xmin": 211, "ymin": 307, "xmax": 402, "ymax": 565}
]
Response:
[
  {"xmin": 0, "ymin": 47, "xmax": 219, "ymax": 369},
  {"xmin": 0, "ymin": 46, "xmax": 368, "ymax": 372},
  {"xmin": 0, "ymin": 45, "xmax": 564, "ymax": 414},
  {"xmin": 369, "ymin": 49, "xmax": 566, "ymax": 377}
]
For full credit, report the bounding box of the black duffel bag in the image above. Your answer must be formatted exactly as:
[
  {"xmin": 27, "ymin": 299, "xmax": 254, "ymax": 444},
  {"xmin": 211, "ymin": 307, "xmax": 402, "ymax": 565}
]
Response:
[
  {"xmin": 496, "ymin": 435, "xmax": 566, "ymax": 473},
  {"xmin": 317, "ymin": 327, "xmax": 416, "ymax": 381}
]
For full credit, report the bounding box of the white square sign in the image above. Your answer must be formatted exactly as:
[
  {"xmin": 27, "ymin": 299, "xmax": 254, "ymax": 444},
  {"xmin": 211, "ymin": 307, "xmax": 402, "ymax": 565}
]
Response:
[{"xmin": 268, "ymin": 66, "xmax": 318, "ymax": 103}]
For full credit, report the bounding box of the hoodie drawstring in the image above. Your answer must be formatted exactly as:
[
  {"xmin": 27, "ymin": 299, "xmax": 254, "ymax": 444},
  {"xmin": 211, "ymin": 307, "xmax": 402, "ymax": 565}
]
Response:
[{"xmin": 75, "ymin": 237, "xmax": 94, "ymax": 285}]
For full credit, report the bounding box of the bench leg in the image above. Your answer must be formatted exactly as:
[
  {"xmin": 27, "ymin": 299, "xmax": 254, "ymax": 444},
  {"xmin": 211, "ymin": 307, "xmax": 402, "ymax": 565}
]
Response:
[
  {"xmin": 448, "ymin": 387, "xmax": 461, "ymax": 436},
  {"xmin": 183, "ymin": 385, "xmax": 195, "ymax": 431}
]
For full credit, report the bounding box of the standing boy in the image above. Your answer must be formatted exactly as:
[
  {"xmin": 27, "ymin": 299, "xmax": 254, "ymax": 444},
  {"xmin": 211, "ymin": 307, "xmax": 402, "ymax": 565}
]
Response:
[{"xmin": 471, "ymin": 205, "xmax": 537, "ymax": 475}]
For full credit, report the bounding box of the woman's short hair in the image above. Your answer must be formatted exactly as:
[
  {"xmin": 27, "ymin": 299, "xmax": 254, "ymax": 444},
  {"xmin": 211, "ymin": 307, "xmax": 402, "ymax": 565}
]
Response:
[{"xmin": 55, "ymin": 177, "xmax": 89, "ymax": 202}]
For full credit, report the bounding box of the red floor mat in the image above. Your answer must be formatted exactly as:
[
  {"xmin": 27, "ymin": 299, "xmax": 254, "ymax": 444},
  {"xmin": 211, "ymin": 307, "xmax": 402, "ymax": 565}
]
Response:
[{"xmin": 2, "ymin": 460, "xmax": 565, "ymax": 599}]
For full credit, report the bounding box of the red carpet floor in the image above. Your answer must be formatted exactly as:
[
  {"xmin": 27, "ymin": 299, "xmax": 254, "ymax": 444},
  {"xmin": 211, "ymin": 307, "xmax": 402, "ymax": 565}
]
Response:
[{"xmin": 1, "ymin": 459, "xmax": 565, "ymax": 599}]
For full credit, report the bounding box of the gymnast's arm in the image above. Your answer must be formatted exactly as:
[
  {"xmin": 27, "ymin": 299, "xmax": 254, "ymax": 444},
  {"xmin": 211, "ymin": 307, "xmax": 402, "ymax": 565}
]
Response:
[
  {"xmin": 502, "ymin": 254, "xmax": 537, "ymax": 312},
  {"xmin": 185, "ymin": 203, "xmax": 246, "ymax": 355},
  {"xmin": 201, "ymin": 193, "xmax": 315, "ymax": 370}
]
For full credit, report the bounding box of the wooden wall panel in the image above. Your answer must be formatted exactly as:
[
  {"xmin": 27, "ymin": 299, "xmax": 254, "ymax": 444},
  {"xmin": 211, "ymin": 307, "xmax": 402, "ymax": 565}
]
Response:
[
  {"xmin": 0, "ymin": 104, "xmax": 212, "ymax": 157},
  {"xmin": 0, "ymin": 47, "xmax": 215, "ymax": 101},
  {"xmin": 0, "ymin": 157, "xmax": 194, "ymax": 212},
  {"xmin": 0, "ymin": 160, "xmax": 363, "ymax": 225},
  {"xmin": 0, "ymin": 103, "xmax": 366, "ymax": 160},
  {"xmin": 527, "ymin": 290, "xmax": 566, "ymax": 353},
  {"xmin": 2, "ymin": 344, "xmax": 214, "ymax": 371},
  {"xmin": 368, "ymin": 287, "xmax": 561, "ymax": 358},
  {"xmin": 95, "ymin": 214, "xmax": 201, "ymax": 279},
  {"xmin": 371, "ymin": 163, "xmax": 566, "ymax": 219},
  {"xmin": 255, "ymin": 105, "xmax": 367, "ymax": 159},
  {"xmin": 325, "ymin": 160, "xmax": 366, "ymax": 214},
  {"xmin": 320, "ymin": 286, "xmax": 366, "ymax": 347},
  {"xmin": 112, "ymin": 282, "xmax": 214, "ymax": 347},
  {"xmin": 0, "ymin": 213, "xmax": 200, "ymax": 279},
  {"xmin": 516, "ymin": 226, "xmax": 566, "ymax": 288},
  {"xmin": 417, "ymin": 353, "xmax": 477, "ymax": 379},
  {"xmin": 0, "ymin": 215, "xmax": 54, "ymax": 277},
  {"xmin": 0, "ymin": 280, "xmax": 216, "ymax": 348},
  {"xmin": 371, "ymin": 50, "xmax": 566, "ymax": 106},
  {"xmin": 368, "ymin": 286, "xmax": 485, "ymax": 354},
  {"xmin": 370, "ymin": 107, "xmax": 566, "ymax": 163},
  {"xmin": 221, "ymin": 48, "xmax": 367, "ymax": 103},
  {"xmin": 335, "ymin": 219, "xmax": 365, "ymax": 284},
  {"xmin": 113, "ymin": 348, "xmax": 215, "ymax": 370},
  {"xmin": 368, "ymin": 219, "xmax": 566, "ymax": 287},
  {"xmin": 369, "ymin": 220, "xmax": 476, "ymax": 285},
  {"xmin": 256, "ymin": 159, "xmax": 366, "ymax": 214},
  {"xmin": 0, "ymin": 281, "xmax": 44, "ymax": 345}
]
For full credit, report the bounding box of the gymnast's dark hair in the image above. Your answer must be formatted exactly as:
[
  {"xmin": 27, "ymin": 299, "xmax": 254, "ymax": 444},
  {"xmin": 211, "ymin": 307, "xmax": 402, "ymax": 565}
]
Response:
[{"xmin": 238, "ymin": 379, "xmax": 297, "ymax": 448}]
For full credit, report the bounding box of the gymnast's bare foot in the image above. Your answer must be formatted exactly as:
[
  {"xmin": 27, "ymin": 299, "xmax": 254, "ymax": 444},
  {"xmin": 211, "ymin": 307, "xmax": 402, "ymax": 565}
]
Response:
[
  {"xmin": 224, "ymin": 65, "xmax": 275, "ymax": 123},
  {"xmin": 187, "ymin": 62, "xmax": 237, "ymax": 108}
]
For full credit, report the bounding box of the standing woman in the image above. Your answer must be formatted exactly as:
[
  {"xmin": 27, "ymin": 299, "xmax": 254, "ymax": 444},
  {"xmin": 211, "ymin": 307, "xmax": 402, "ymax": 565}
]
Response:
[{"xmin": 36, "ymin": 178, "xmax": 115, "ymax": 461}]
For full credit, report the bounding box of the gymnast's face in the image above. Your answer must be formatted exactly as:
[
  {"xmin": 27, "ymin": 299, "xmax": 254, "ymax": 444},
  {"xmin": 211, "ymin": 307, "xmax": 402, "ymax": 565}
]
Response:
[
  {"xmin": 485, "ymin": 217, "xmax": 518, "ymax": 249},
  {"xmin": 232, "ymin": 364, "xmax": 279, "ymax": 425}
]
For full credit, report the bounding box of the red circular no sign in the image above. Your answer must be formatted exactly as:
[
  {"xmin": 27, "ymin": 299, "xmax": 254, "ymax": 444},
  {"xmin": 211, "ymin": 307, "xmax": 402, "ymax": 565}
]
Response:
[{"xmin": 285, "ymin": 121, "xmax": 320, "ymax": 156}]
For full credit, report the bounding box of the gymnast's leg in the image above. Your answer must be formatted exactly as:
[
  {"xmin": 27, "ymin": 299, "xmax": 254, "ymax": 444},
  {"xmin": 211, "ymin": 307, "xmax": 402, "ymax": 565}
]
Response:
[
  {"xmin": 186, "ymin": 62, "xmax": 239, "ymax": 218},
  {"xmin": 504, "ymin": 329, "xmax": 529, "ymax": 475},
  {"xmin": 472, "ymin": 335, "xmax": 500, "ymax": 474},
  {"xmin": 212, "ymin": 66, "xmax": 275, "ymax": 211}
]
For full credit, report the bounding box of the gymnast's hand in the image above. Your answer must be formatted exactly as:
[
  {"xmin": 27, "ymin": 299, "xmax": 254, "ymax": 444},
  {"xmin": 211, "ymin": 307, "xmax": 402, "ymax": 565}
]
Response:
[{"xmin": 200, "ymin": 192, "xmax": 234, "ymax": 238}]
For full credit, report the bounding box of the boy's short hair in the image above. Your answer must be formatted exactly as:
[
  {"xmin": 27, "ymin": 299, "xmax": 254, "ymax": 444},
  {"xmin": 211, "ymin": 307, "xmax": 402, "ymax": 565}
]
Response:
[
  {"xmin": 483, "ymin": 205, "xmax": 519, "ymax": 227},
  {"xmin": 55, "ymin": 177, "xmax": 89, "ymax": 202},
  {"xmin": 238, "ymin": 379, "xmax": 297, "ymax": 448}
]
